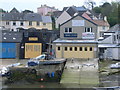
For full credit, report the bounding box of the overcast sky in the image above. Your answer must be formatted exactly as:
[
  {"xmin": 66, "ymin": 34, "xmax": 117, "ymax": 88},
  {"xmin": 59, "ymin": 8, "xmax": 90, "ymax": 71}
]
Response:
[{"xmin": 0, "ymin": 0, "xmax": 117, "ymax": 12}]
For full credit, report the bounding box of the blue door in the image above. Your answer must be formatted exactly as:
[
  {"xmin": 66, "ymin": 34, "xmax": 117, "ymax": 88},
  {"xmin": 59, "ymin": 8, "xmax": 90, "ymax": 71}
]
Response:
[{"xmin": 0, "ymin": 43, "xmax": 16, "ymax": 58}]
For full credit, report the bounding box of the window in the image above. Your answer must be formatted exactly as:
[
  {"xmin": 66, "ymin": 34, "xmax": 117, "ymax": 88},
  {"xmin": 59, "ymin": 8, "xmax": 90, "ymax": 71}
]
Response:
[
  {"xmin": 90, "ymin": 47, "xmax": 92, "ymax": 51},
  {"xmin": 20, "ymin": 21, "xmax": 24, "ymax": 26},
  {"xmin": 69, "ymin": 28, "xmax": 72, "ymax": 32},
  {"xmin": 13, "ymin": 21, "xmax": 16, "ymax": 26},
  {"xmin": 58, "ymin": 47, "xmax": 60, "ymax": 51},
  {"xmin": 64, "ymin": 47, "xmax": 67, "ymax": 51},
  {"xmin": 6, "ymin": 21, "xmax": 9, "ymax": 25},
  {"xmin": 85, "ymin": 27, "xmax": 92, "ymax": 32},
  {"xmin": 43, "ymin": 23, "xmax": 46, "ymax": 25},
  {"xmin": 37, "ymin": 21, "xmax": 40, "ymax": 26},
  {"xmin": 79, "ymin": 47, "xmax": 82, "ymax": 51},
  {"xmin": 117, "ymin": 35, "xmax": 119, "ymax": 39},
  {"xmin": 29, "ymin": 21, "xmax": 32, "ymax": 26},
  {"xmin": 114, "ymin": 35, "xmax": 116, "ymax": 41},
  {"xmin": 64, "ymin": 28, "xmax": 72, "ymax": 33},
  {"xmin": 65, "ymin": 28, "xmax": 68, "ymax": 32},
  {"xmin": 85, "ymin": 47, "xmax": 87, "ymax": 51},
  {"xmin": 74, "ymin": 47, "xmax": 77, "ymax": 51},
  {"xmin": 70, "ymin": 47, "xmax": 72, "ymax": 51},
  {"xmin": 100, "ymin": 32, "xmax": 104, "ymax": 37},
  {"xmin": 102, "ymin": 26, "xmax": 105, "ymax": 30}
]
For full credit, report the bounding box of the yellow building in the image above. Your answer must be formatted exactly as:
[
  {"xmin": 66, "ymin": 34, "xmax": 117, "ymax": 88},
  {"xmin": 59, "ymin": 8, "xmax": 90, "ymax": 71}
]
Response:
[
  {"xmin": 53, "ymin": 39, "xmax": 98, "ymax": 59},
  {"xmin": 25, "ymin": 43, "xmax": 42, "ymax": 58}
]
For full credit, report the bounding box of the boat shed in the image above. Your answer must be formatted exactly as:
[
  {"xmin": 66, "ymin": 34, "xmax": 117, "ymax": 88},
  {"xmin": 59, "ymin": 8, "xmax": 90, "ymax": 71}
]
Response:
[
  {"xmin": 53, "ymin": 38, "xmax": 98, "ymax": 59},
  {"xmin": 0, "ymin": 30, "xmax": 22, "ymax": 59},
  {"xmin": 19, "ymin": 28, "xmax": 45, "ymax": 59}
]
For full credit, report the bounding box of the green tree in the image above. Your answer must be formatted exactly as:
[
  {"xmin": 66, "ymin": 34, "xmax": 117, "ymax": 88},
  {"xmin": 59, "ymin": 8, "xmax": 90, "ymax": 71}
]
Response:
[
  {"xmin": 93, "ymin": 7, "xmax": 101, "ymax": 13},
  {"xmin": 93, "ymin": 1, "xmax": 119, "ymax": 27}
]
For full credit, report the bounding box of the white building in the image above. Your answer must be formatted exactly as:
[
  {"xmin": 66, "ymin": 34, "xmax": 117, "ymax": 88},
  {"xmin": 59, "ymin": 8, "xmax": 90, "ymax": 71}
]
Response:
[{"xmin": 98, "ymin": 24, "xmax": 120, "ymax": 60}]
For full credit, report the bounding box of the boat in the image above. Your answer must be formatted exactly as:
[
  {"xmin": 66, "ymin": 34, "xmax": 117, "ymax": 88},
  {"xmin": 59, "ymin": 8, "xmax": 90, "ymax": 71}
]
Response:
[{"xmin": 110, "ymin": 62, "xmax": 120, "ymax": 69}]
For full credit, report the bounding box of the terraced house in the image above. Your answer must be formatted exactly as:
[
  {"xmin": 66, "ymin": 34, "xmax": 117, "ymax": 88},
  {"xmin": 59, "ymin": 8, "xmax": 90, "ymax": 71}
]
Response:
[{"xmin": 0, "ymin": 8, "xmax": 52, "ymax": 31}]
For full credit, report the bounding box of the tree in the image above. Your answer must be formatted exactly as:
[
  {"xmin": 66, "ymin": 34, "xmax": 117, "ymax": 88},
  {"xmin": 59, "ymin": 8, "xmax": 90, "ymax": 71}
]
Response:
[
  {"xmin": 101, "ymin": 2, "xmax": 112, "ymax": 16},
  {"xmin": 93, "ymin": 7, "xmax": 101, "ymax": 13},
  {"xmin": 93, "ymin": 1, "xmax": 119, "ymax": 27},
  {"xmin": 84, "ymin": 0, "xmax": 96, "ymax": 10}
]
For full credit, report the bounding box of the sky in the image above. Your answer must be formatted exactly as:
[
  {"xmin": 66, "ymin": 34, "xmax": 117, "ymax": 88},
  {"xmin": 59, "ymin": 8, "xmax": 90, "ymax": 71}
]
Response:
[{"xmin": 0, "ymin": 0, "xmax": 118, "ymax": 12}]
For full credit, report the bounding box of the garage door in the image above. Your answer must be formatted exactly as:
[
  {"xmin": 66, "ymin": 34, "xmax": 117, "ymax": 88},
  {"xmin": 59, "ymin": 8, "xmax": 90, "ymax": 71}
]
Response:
[{"xmin": 0, "ymin": 43, "xmax": 16, "ymax": 58}]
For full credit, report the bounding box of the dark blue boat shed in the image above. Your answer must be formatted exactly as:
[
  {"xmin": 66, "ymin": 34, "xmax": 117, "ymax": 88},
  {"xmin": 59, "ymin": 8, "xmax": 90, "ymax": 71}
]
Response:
[{"xmin": 0, "ymin": 30, "xmax": 22, "ymax": 59}]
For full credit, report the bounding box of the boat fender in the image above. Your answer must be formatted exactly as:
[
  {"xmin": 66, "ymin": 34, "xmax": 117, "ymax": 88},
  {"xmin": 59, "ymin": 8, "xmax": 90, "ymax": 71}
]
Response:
[
  {"xmin": 47, "ymin": 72, "xmax": 51, "ymax": 77},
  {"xmin": 51, "ymin": 72, "xmax": 55, "ymax": 77}
]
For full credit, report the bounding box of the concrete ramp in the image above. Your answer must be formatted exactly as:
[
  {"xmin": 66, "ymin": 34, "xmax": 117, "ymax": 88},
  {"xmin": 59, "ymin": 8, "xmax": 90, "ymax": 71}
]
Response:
[{"xmin": 60, "ymin": 58, "xmax": 99, "ymax": 86}]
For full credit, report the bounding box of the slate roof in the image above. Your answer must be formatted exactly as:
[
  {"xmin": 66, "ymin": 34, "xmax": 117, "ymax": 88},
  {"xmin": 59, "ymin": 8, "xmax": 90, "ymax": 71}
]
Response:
[
  {"xmin": 66, "ymin": 7, "xmax": 78, "ymax": 17},
  {"xmin": 42, "ymin": 16, "xmax": 52, "ymax": 23},
  {"xmin": 10, "ymin": 7, "xmax": 19, "ymax": 13},
  {"xmin": 24, "ymin": 13, "xmax": 42, "ymax": 21},
  {"xmin": 2, "ymin": 13, "xmax": 25, "ymax": 21},
  {"xmin": 107, "ymin": 24, "xmax": 120, "ymax": 32},
  {"xmin": 1, "ymin": 30, "xmax": 22, "ymax": 43},
  {"xmin": 52, "ymin": 11, "xmax": 63, "ymax": 18},
  {"xmin": 1, "ymin": 13, "xmax": 52, "ymax": 22}
]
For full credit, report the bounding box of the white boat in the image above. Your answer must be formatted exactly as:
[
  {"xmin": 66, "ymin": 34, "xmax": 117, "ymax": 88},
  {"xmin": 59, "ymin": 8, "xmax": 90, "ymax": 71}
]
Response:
[{"xmin": 110, "ymin": 62, "xmax": 120, "ymax": 69}]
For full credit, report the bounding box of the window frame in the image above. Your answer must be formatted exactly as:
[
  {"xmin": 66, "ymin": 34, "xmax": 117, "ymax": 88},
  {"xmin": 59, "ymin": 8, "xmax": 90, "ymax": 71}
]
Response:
[
  {"xmin": 58, "ymin": 47, "xmax": 60, "ymax": 51},
  {"xmin": 29, "ymin": 21, "xmax": 32, "ymax": 26},
  {"xmin": 74, "ymin": 47, "xmax": 77, "ymax": 51},
  {"xmin": 79, "ymin": 47, "xmax": 82, "ymax": 51},
  {"xmin": 69, "ymin": 47, "xmax": 72, "ymax": 51},
  {"xmin": 13, "ymin": 21, "xmax": 16, "ymax": 26},
  {"xmin": 20, "ymin": 21, "xmax": 24, "ymax": 26},
  {"xmin": 64, "ymin": 47, "xmax": 67, "ymax": 51},
  {"xmin": 84, "ymin": 47, "xmax": 87, "ymax": 51},
  {"xmin": 89, "ymin": 47, "xmax": 92, "ymax": 51}
]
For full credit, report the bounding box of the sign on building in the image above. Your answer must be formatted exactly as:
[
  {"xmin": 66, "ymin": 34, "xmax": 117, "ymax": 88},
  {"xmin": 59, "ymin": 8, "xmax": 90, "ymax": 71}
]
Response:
[
  {"xmin": 72, "ymin": 20, "xmax": 85, "ymax": 26},
  {"xmin": 64, "ymin": 33, "xmax": 77, "ymax": 37},
  {"xmin": 82, "ymin": 32, "xmax": 95, "ymax": 39}
]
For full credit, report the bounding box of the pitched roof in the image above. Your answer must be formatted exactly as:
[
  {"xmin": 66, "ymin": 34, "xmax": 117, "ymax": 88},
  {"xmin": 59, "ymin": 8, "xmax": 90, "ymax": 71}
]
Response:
[
  {"xmin": 66, "ymin": 7, "xmax": 78, "ymax": 17},
  {"xmin": 92, "ymin": 20, "xmax": 110, "ymax": 26},
  {"xmin": 52, "ymin": 11, "xmax": 63, "ymax": 18},
  {"xmin": 2, "ymin": 13, "xmax": 25, "ymax": 21},
  {"xmin": 107, "ymin": 24, "xmax": 120, "ymax": 32},
  {"xmin": 42, "ymin": 16, "xmax": 52, "ymax": 23},
  {"xmin": 24, "ymin": 13, "xmax": 42, "ymax": 21},
  {"xmin": 1, "ymin": 31, "xmax": 22, "ymax": 42},
  {"xmin": 60, "ymin": 14, "xmax": 98, "ymax": 26},
  {"xmin": 10, "ymin": 8, "xmax": 19, "ymax": 13}
]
